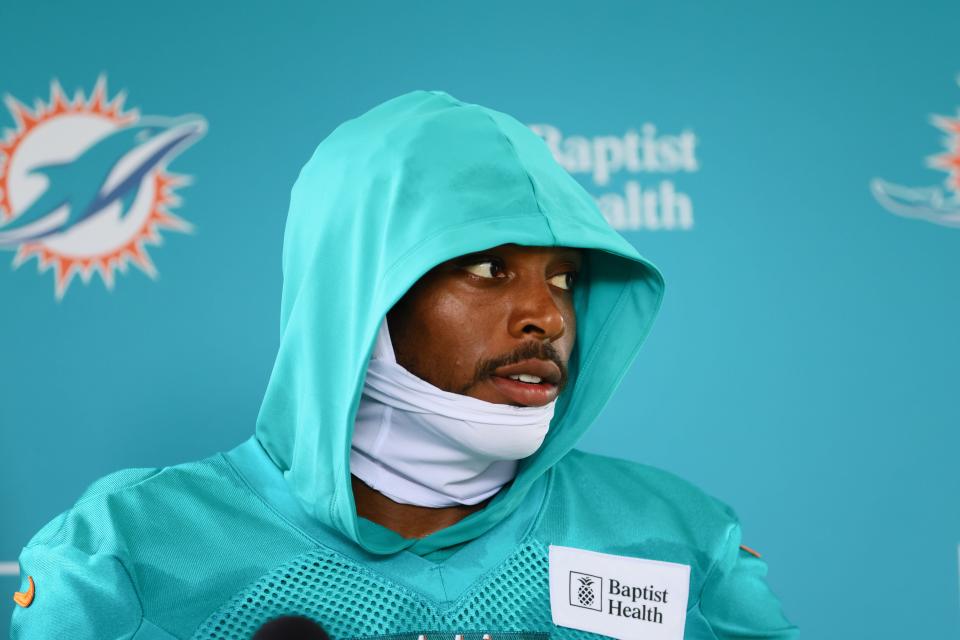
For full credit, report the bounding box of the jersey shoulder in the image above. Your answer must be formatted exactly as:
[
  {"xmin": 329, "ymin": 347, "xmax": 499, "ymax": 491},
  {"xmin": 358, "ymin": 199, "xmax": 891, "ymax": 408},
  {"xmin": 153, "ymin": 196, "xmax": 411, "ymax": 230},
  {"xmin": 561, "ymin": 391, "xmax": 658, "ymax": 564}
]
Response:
[
  {"xmin": 536, "ymin": 449, "xmax": 740, "ymax": 566},
  {"xmin": 555, "ymin": 448, "xmax": 737, "ymax": 521},
  {"xmin": 24, "ymin": 453, "xmax": 223, "ymax": 549},
  {"xmin": 17, "ymin": 447, "xmax": 313, "ymax": 638}
]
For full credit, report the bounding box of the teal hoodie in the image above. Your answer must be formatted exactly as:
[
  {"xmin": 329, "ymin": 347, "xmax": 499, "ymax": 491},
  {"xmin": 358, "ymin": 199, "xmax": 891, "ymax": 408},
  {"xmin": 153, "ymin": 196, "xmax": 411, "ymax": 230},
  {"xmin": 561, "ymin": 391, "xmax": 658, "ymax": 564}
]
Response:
[{"xmin": 10, "ymin": 90, "xmax": 797, "ymax": 639}]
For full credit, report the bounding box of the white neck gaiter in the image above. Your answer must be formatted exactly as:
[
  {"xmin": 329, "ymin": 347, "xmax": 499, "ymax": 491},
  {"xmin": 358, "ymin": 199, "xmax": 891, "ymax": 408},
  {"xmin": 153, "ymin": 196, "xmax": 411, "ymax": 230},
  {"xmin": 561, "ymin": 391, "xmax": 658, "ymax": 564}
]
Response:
[{"xmin": 349, "ymin": 319, "xmax": 556, "ymax": 507}]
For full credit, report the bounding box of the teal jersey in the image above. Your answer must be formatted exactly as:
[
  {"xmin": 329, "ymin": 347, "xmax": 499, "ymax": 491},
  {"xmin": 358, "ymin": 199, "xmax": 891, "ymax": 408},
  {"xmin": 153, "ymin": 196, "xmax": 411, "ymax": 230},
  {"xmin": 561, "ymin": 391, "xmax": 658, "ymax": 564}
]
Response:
[
  {"xmin": 11, "ymin": 439, "xmax": 797, "ymax": 639},
  {"xmin": 10, "ymin": 89, "xmax": 797, "ymax": 639}
]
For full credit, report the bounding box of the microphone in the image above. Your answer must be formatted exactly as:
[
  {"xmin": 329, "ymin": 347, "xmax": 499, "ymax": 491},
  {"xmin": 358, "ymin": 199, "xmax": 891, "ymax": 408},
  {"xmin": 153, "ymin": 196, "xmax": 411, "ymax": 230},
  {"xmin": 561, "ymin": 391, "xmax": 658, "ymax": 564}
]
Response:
[{"xmin": 251, "ymin": 616, "xmax": 330, "ymax": 640}]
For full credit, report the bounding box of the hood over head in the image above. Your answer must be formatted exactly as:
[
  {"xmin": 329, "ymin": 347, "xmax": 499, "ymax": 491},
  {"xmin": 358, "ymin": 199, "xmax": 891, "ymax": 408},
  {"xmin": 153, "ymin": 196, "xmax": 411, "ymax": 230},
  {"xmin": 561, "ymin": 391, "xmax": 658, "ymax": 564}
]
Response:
[{"xmin": 255, "ymin": 90, "xmax": 664, "ymax": 556}]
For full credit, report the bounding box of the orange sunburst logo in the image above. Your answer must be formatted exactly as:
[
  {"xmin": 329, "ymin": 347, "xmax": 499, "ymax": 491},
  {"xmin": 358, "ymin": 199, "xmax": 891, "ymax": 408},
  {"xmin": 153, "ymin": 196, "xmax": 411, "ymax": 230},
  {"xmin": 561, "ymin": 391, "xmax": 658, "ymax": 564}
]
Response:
[
  {"xmin": 928, "ymin": 110, "xmax": 960, "ymax": 195},
  {"xmin": 0, "ymin": 75, "xmax": 206, "ymax": 298}
]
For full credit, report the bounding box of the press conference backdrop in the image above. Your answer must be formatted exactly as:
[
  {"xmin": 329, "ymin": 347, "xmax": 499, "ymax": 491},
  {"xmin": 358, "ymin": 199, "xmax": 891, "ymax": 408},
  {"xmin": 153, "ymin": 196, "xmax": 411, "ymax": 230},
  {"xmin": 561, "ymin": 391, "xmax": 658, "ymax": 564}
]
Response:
[{"xmin": 1, "ymin": 1, "xmax": 958, "ymax": 638}]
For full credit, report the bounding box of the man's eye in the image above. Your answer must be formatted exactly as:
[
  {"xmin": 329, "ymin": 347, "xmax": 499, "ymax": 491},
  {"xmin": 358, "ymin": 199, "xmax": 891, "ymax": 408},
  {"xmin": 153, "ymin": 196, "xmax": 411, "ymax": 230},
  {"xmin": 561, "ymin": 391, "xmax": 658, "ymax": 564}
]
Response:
[
  {"xmin": 548, "ymin": 272, "xmax": 576, "ymax": 291},
  {"xmin": 463, "ymin": 260, "xmax": 504, "ymax": 279}
]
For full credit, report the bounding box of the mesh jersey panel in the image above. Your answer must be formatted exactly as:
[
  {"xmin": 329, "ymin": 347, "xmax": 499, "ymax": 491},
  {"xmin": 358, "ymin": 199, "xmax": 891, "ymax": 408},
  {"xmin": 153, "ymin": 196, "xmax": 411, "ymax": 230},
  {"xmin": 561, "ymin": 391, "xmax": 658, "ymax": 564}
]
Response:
[{"xmin": 192, "ymin": 539, "xmax": 598, "ymax": 640}]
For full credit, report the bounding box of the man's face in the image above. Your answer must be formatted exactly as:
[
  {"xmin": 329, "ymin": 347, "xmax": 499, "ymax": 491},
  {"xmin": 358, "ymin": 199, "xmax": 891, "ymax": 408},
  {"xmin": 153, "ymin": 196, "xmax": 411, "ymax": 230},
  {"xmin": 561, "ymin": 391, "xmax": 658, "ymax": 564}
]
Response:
[{"xmin": 387, "ymin": 244, "xmax": 581, "ymax": 407}]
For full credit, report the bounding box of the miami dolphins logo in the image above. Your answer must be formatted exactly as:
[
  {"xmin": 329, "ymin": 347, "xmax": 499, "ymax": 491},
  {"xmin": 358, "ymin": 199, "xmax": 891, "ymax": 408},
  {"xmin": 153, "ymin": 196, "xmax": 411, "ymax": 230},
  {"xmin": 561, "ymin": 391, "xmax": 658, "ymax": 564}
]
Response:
[
  {"xmin": 0, "ymin": 75, "xmax": 206, "ymax": 298},
  {"xmin": 871, "ymin": 76, "xmax": 960, "ymax": 228}
]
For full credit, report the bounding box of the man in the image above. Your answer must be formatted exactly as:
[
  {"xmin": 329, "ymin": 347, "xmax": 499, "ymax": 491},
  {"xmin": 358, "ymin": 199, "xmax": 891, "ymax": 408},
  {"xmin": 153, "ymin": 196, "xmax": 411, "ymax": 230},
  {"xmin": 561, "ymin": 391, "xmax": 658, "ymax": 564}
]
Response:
[{"xmin": 10, "ymin": 90, "xmax": 797, "ymax": 639}]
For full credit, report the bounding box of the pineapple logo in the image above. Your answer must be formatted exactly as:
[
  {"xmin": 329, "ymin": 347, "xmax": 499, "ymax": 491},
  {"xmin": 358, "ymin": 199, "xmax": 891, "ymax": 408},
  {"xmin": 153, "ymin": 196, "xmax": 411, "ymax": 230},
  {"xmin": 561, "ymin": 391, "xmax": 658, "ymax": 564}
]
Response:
[{"xmin": 569, "ymin": 571, "xmax": 602, "ymax": 611}]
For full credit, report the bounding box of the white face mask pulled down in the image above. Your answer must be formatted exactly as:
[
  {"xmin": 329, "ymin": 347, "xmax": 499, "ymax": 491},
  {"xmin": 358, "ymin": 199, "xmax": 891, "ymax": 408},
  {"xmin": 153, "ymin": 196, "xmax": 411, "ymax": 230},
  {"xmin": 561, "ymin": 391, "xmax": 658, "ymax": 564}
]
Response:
[{"xmin": 349, "ymin": 319, "xmax": 556, "ymax": 508}]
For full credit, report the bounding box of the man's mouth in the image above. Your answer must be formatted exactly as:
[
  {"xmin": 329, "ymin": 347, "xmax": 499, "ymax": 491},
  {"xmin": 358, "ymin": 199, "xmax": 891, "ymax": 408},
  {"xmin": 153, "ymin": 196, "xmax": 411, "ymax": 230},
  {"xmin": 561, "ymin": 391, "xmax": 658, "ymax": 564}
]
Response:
[{"xmin": 488, "ymin": 359, "xmax": 562, "ymax": 407}]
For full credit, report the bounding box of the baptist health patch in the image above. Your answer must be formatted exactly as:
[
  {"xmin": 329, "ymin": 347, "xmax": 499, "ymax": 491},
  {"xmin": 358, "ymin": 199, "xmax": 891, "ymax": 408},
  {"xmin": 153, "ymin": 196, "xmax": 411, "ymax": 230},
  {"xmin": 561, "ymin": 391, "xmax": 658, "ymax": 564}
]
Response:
[{"xmin": 548, "ymin": 545, "xmax": 690, "ymax": 640}]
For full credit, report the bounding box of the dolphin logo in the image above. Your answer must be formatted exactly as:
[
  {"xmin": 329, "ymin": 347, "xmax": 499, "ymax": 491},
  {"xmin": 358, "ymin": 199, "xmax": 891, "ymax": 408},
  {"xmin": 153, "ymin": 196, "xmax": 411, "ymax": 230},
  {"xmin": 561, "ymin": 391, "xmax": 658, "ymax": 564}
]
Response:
[
  {"xmin": 0, "ymin": 115, "xmax": 206, "ymax": 246},
  {"xmin": 870, "ymin": 179, "xmax": 960, "ymax": 228},
  {"xmin": 872, "ymin": 81, "xmax": 960, "ymax": 229},
  {"xmin": 13, "ymin": 575, "xmax": 34, "ymax": 608}
]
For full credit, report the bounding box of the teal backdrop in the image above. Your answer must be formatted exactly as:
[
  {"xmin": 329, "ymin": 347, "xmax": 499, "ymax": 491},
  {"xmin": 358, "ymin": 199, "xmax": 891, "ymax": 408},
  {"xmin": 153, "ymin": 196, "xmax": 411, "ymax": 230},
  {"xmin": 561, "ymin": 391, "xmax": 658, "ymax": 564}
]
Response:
[{"xmin": 1, "ymin": 1, "xmax": 958, "ymax": 638}]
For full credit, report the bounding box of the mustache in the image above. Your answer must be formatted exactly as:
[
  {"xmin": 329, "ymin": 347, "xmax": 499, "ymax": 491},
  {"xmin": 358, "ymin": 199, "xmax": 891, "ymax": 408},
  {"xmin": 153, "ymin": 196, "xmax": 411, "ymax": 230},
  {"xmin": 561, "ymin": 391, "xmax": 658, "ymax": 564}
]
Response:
[{"xmin": 469, "ymin": 341, "xmax": 569, "ymax": 392}]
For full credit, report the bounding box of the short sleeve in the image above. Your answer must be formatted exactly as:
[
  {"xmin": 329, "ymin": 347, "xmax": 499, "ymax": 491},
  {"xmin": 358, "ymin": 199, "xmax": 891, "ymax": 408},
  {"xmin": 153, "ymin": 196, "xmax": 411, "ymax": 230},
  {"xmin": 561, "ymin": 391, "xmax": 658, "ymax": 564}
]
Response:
[
  {"xmin": 10, "ymin": 542, "xmax": 168, "ymax": 640},
  {"xmin": 698, "ymin": 525, "xmax": 800, "ymax": 639}
]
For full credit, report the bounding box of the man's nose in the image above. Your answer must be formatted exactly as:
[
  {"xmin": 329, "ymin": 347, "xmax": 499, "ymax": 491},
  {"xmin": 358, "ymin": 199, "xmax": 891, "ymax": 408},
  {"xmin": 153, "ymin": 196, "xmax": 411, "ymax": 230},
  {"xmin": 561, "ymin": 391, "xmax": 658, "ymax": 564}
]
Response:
[{"xmin": 507, "ymin": 280, "xmax": 566, "ymax": 341}]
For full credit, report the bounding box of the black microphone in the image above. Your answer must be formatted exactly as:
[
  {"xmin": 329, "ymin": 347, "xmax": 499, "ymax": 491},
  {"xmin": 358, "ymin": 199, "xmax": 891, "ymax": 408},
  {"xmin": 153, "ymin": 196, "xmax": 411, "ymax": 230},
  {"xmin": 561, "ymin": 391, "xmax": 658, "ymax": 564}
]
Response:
[{"xmin": 251, "ymin": 616, "xmax": 330, "ymax": 640}]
